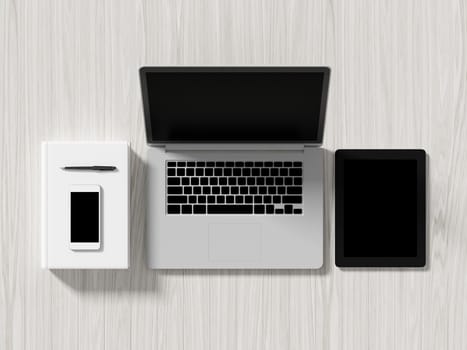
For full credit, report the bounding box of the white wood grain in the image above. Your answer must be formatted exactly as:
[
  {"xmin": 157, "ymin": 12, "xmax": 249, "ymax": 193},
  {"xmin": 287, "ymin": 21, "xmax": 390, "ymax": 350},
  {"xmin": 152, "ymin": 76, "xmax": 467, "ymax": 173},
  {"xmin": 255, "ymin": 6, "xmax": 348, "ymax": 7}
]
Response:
[{"xmin": 1, "ymin": 0, "xmax": 467, "ymax": 349}]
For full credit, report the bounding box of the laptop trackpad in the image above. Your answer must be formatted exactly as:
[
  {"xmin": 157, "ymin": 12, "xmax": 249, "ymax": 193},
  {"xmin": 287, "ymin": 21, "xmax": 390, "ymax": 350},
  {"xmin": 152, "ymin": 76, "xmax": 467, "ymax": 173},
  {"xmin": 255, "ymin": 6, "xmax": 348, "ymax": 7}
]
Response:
[{"xmin": 208, "ymin": 223, "xmax": 262, "ymax": 262}]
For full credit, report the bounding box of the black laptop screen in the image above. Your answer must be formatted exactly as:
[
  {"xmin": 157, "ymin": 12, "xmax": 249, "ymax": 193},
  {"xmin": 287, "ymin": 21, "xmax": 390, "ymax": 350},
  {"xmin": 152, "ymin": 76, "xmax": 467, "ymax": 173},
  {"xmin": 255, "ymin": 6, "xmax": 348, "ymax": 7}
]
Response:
[{"xmin": 140, "ymin": 68, "xmax": 329, "ymax": 143}]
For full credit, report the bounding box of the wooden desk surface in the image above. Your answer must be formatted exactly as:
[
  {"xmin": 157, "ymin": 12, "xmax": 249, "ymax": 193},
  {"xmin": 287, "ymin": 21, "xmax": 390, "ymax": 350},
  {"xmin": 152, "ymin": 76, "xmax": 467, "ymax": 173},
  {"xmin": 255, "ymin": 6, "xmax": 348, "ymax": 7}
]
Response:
[{"xmin": 1, "ymin": 1, "xmax": 466, "ymax": 349}]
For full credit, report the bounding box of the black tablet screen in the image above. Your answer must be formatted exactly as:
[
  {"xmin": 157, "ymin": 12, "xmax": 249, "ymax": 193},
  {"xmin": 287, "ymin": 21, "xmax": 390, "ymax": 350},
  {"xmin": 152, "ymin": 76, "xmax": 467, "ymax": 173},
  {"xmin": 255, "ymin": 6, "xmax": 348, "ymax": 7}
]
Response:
[{"xmin": 343, "ymin": 159, "xmax": 418, "ymax": 257}]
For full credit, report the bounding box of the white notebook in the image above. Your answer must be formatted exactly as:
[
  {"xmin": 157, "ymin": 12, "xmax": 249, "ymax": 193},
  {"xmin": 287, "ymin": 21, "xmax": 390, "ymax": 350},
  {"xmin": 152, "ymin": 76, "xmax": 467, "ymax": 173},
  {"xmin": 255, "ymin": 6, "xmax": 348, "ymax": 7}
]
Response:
[{"xmin": 42, "ymin": 141, "xmax": 129, "ymax": 269}]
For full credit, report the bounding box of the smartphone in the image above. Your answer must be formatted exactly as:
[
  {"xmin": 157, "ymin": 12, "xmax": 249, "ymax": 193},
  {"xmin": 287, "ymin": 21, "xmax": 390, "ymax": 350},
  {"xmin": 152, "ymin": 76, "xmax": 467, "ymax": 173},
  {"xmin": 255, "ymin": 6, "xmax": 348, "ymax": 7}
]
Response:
[{"xmin": 69, "ymin": 184, "xmax": 101, "ymax": 250}]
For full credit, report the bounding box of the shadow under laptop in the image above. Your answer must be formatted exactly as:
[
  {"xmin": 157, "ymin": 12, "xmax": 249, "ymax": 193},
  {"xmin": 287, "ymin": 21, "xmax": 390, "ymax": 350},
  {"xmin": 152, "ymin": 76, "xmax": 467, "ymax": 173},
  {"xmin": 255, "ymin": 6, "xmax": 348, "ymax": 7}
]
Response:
[{"xmin": 156, "ymin": 148, "xmax": 334, "ymax": 279}]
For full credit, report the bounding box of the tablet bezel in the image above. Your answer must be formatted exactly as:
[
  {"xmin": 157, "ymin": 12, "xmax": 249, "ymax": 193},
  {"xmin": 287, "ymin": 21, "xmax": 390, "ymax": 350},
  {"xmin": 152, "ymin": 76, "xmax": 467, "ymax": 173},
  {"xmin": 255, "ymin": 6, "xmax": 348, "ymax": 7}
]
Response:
[{"xmin": 335, "ymin": 149, "xmax": 426, "ymax": 267}]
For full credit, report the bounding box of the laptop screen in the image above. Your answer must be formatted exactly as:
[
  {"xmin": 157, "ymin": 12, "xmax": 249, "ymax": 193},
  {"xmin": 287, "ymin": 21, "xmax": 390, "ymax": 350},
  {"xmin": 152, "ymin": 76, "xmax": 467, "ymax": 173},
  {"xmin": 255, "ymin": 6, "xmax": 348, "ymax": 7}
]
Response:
[{"xmin": 140, "ymin": 67, "xmax": 330, "ymax": 143}]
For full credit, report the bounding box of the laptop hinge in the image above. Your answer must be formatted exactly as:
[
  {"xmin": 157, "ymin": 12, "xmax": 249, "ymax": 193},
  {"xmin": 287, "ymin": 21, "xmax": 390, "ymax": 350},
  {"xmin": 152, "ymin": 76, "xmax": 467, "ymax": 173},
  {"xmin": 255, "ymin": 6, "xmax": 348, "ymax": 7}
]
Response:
[{"xmin": 163, "ymin": 144, "xmax": 316, "ymax": 152}]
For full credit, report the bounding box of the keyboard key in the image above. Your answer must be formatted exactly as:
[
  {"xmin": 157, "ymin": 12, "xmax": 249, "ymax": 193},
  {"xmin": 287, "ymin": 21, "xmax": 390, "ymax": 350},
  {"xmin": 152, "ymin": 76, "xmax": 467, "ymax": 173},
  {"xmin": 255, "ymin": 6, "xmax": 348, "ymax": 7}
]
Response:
[
  {"xmin": 208, "ymin": 195, "xmax": 216, "ymax": 203},
  {"xmin": 219, "ymin": 177, "xmax": 227, "ymax": 185},
  {"xmin": 284, "ymin": 161, "xmax": 292, "ymax": 167},
  {"xmin": 266, "ymin": 177, "xmax": 274, "ymax": 185},
  {"xmin": 221, "ymin": 186, "xmax": 229, "ymax": 194},
  {"xmin": 245, "ymin": 195, "xmax": 253, "ymax": 203},
  {"xmin": 249, "ymin": 186, "xmax": 258, "ymax": 195},
  {"xmin": 202, "ymin": 186, "xmax": 211, "ymax": 194},
  {"xmin": 212, "ymin": 186, "xmax": 220, "ymax": 194},
  {"xmin": 194, "ymin": 205, "xmax": 206, "ymax": 214},
  {"xmin": 282, "ymin": 196, "xmax": 302, "ymax": 204},
  {"xmin": 167, "ymin": 161, "xmax": 176, "ymax": 167},
  {"xmin": 196, "ymin": 168, "xmax": 203, "ymax": 176},
  {"xmin": 235, "ymin": 195, "xmax": 244, "ymax": 203},
  {"xmin": 284, "ymin": 177, "xmax": 293, "ymax": 185},
  {"xmin": 224, "ymin": 168, "xmax": 232, "ymax": 176},
  {"xmin": 189, "ymin": 196, "xmax": 197, "ymax": 204},
  {"xmin": 268, "ymin": 187, "xmax": 276, "ymax": 195},
  {"xmin": 216, "ymin": 196, "xmax": 225, "ymax": 204},
  {"xmin": 231, "ymin": 186, "xmax": 239, "ymax": 194},
  {"xmin": 235, "ymin": 161, "xmax": 244, "ymax": 167},
  {"xmin": 168, "ymin": 196, "xmax": 187, "ymax": 204},
  {"xmin": 196, "ymin": 161, "xmax": 205, "ymax": 167},
  {"xmin": 293, "ymin": 161, "xmax": 302, "ymax": 167},
  {"xmin": 233, "ymin": 168, "xmax": 242, "ymax": 176},
  {"xmin": 242, "ymin": 168, "xmax": 251, "ymax": 176},
  {"xmin": 215, "ymin": 168, "xmax": 222, "ymax": 176},
  {"xmin": 206, "ymin": 161, "xmax": 215, "ymax": 167},
  {"xmin": 264, "ymin": 161, "xmax": 273, "ymax": 167},
  {"xmin": 187, "ymin": 162, "xmax": 195, "ymax": 167},
  {"xmin": 280, "ymin": 168, "xmax": 288, "ymax": 176},
  {"xmin": 226, "ymin": 161, "xmax": 234, "ymax": 167},
  {"xmin": 278, "ymin": 187, "xmax": 286, "ymax": 194},
  {"xmin": 266, "ymin": 205, "xmax": 274, "ymax": 214},
  {"xmin": 294, "ymin": 177, "xmax": 302, "ymax": 185},
  {"xmin": 209, "ymin": 177, "xmax": 218, "ymax": 186},
  {"xmin": 287, "ymin": 186, "xmax": 302, "ymax": 194},
  {"xmin": 193, "ymin": 186, "xmax": 202, "ymax": 194},
  {"xmin": 167, "ymin": 168, "xmax": 175, "ymax": 176},
  {"xmin": 261, "ymin": 168, "xmax": 269, "ymax": 176},
  {"xmin": 182, "ymin": 205, "xmax": 192, "ymax": 214},
  {"xmin": 168, "ymin": 178, "xmax": 180, "ymax": 186},
  {"xmin": 182, "ymin": 177, "xmax": 190, "ymax": 185},
  {"xmin": 247, "ymin": 177, "xmax": 255, "ymax": 185},
  {"xmin": 226, "ymin": 196, "xmax": 234, "ymax": 203},
  {"xmin": 240, "ymin": 187, "xmax": 248, "ymax": 194},
  {"xmin": 294, "ymin": 208, "xmax": 302, "ymax": 214},
  {"xmin": 254, "ymin": 161, "xmax": 263, "ymax": 167},
  {"xmin": 201, "ymin": 177, "xmax": 209, "ymax": 185},
  {"xmin": 183, "ymin": 187, "xmax": 192, "ymax": 195},
  {"xmin": 177, "ymin": 168, "xmax": 185, "ymax": 176},
  {"xmin": 254, "ymin": 195, "xmax": 262, "ymax": 203},
  {"xmin": 252, "ymin": 168, "xmax": 260, "ymax": 176},
  {"xmin": 289, "ymin": 168, "xmax": 302, "ymax": 176},
  {"xmin": 254, "ymin": 205, "xmax": 265, "ymax": 214},
  {"xmin": 275, "ymin": 178, "xmax": 283, "ymax": 185},
  {"xmin": 271, "ymin": 168, "xmax": 279, "ymax": 176},
  {"xmin": 238, "ymin": 178, "xmax": 246, "ymax": 185},
  {"xmin": 245, "ymin": 161, "xmax": 253, "ymax": 167},
  {"xmin": 275, "ymin": 208, "xmax": 284, "ymax": 214},
  {"xmin": 259, "ymin": 186, "xmax": 267, "ymax": 194},
  {"xmin": 167, "ymin": 187, "xmax": 182, "ymax": 194},
  {"xmin": 228, "ymin": 177, "xmax": 236, "ymax": 185},
  {"xmin": 273, "ymin": 195, "xmax": 281, "ymax": 203},
  {"xmin": 208, "ymin": 205, "xmax": 253, "ymax": 214},
  {"xmin": 167, "ymin": 205, "xmax": 180, "ymax": 214},
  {"xmin": 205, "ymin": 168, "xmax": 213, "ymax": 176},
  {"xmin": 274, "ymin": 161, "xmax": 282, "ymax": 167},
  {"xmin": 191, "ymin": 177, "xmax": 199, "ymax": 185},
  {"xmin": 264, "ymin": 195, "xmax": 272, "ymax": 203},
  {"xmin": 284, "ymin": 205, "xmax": 293, "ymax": 214},
  {"xmin": 215, "ymin": 161, "xmax": 224, "ymax": 167},
  {"xmin": 186, "ymin": 168, "xmax": 194, "ymax": 176},
  {"xmin": 198, "ymin": 196, "xmax": 206, "ymax": 203},
  {"xmin": 256, "ymin": 177, "xmax": 265, "ymax": 185},
  {"xmin": 177, "ymin": 161, "xmax": 186, "ymax": 167}
]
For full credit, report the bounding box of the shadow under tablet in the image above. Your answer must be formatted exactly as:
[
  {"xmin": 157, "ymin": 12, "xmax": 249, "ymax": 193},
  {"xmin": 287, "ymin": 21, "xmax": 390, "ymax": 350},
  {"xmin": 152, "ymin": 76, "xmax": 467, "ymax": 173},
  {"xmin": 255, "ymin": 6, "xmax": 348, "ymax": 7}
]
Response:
[{"xmin": 335, "ymin": 149, "xmax": 426, "ymax": 268}]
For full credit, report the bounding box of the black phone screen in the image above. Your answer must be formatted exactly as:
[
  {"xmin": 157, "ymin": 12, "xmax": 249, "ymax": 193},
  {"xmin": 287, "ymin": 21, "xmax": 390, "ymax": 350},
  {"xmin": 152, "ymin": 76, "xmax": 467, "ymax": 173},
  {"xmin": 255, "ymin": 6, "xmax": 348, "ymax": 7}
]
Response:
[{"xmin": 70, "ymin": 192, "xmax": 99, "ymax": 243}]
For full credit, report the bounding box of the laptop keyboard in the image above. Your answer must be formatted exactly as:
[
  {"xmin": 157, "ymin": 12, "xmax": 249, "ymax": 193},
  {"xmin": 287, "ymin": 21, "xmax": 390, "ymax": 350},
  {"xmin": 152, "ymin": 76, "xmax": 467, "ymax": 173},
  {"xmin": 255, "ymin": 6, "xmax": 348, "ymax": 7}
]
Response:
[{"xmin": 166, "ymin": 161, "xmax": 303, "ymax": 215}]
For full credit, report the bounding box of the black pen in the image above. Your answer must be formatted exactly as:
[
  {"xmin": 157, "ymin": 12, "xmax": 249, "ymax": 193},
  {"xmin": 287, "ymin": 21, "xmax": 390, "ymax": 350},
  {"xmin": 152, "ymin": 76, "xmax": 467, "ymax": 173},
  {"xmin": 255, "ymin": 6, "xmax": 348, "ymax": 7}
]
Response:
[{"xmin": 61, "ymin": 166, "xmax": 117, "ymax": 171}]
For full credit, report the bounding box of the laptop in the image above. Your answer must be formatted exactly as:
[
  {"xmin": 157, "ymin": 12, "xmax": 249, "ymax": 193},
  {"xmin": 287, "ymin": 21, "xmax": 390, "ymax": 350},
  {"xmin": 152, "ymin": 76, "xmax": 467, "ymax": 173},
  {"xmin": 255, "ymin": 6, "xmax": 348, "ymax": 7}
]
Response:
[{"xmin": 139, "ymin": 66, "xmax": 330, "ymax": 269}]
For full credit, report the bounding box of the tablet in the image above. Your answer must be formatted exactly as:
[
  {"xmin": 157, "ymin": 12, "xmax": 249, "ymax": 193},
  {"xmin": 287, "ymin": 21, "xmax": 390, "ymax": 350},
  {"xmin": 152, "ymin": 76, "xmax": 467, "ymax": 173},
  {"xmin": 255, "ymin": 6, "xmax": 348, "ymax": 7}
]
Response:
[{"xmin": 335, "ymin": 149, "xmax": 426, "ymax": 267}]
